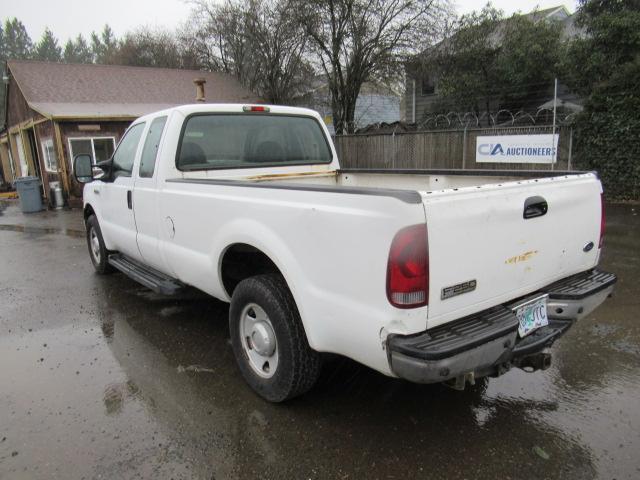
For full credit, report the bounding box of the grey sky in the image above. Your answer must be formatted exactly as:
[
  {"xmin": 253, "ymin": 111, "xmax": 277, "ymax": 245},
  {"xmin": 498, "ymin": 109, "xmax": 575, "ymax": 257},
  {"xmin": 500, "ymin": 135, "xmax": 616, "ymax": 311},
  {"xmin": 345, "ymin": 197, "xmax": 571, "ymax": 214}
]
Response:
[{"xmin": 2, "ymin": 0, "xmax": 578, "ymax": 44}]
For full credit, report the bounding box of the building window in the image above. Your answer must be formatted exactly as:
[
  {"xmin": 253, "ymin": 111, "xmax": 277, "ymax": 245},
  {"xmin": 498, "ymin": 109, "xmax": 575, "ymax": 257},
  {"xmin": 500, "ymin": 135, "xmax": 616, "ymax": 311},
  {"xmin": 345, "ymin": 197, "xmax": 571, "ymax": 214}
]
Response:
[
  {"xmin": 68, "ymin": 137, "xmax": 116, "ymax": 170},
  {"xmin": 421, "ymin": 78, "xmax": 435, "ymax": 96},
  {"xmin": 41, "ymin": 139, "xmax": 58, "ymax": 172}
]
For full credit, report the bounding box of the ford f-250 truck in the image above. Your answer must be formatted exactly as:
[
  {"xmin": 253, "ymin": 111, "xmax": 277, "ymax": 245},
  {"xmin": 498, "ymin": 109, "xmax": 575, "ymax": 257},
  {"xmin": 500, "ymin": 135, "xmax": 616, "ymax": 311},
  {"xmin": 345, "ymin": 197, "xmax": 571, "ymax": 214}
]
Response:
[{"xmin": 73, "ymin": 104, "xmax": 616, "ymax": 402}]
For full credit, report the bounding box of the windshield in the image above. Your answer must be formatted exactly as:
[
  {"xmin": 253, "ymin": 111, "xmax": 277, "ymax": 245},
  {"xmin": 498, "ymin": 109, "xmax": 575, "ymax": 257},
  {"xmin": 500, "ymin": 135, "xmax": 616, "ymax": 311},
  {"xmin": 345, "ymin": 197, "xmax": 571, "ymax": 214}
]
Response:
[{"xmin": 176, "ymin": 114, "xmax": 333, "ymax": 171}]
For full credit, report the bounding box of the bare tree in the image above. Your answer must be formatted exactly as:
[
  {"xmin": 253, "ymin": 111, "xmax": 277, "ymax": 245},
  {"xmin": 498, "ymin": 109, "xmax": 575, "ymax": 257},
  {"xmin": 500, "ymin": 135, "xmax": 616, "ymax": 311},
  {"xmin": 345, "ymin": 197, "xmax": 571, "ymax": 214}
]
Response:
[
  {"xmin": 244, "ymin": 0, "xmax": 314, "ymax": 103},
  {"xmin": 298, "ymin": 0, "xmax": 448, "ymax": 133},
  {"xmin": 189, "ymin": 0, "xmax": 252, "ymax": 76},
  {"xmin": 111, "ymin": 29, "xmax": 181, "ymax": 68},
  {"xmin": 187, "ymin": 0, "xmax": 313, "ymax": 103}
]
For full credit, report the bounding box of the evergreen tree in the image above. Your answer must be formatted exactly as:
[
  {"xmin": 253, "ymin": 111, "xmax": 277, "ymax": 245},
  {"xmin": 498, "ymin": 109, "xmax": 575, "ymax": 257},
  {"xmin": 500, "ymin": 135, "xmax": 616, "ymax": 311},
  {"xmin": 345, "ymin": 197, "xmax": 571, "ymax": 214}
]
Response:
[
  {"xmin": 0, "ymin": 23, "xmax": 5, "ymax": 60},
  {"xmin": 63, "ymin": 34, "xmax": 93, "ymax": 63},
  {"xmin": 91, "ymin": 24, "xmax": 118, "ymax": 64},
  {"xmin": 3, "ymin": 18, "xmax": 33, "ymax": 59},
  {"xmin": 34, "ymin": 28, "xmax": 62, "ymax": 61},
  {"xmin": 0, "ymin": 23, "xmax": 5, "ymax": 130},
  {"xmin": 566, "ymin": 0, "xmax": 640, "ymax": 199}
]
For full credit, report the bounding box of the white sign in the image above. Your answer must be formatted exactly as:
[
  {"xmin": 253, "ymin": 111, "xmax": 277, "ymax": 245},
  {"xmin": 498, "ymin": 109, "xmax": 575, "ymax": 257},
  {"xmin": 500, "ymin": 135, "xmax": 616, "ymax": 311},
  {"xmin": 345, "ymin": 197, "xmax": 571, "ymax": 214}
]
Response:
[{"xmin": 476, "ymin": 134, "xmax": 558, "ymax": 164}]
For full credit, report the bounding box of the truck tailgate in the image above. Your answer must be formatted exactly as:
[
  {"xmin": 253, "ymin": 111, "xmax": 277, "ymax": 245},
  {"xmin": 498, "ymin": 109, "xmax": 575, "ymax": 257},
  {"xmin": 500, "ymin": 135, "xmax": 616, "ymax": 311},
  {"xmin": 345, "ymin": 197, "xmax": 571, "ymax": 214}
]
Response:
[{"xmin": 423, "ymin": 173, "xmax": 603, "ymax": 328}]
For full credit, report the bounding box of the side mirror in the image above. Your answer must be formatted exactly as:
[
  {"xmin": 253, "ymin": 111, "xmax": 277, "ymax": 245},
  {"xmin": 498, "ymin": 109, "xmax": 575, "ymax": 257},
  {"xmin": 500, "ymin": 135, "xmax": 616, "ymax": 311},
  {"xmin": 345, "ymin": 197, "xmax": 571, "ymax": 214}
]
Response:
[{"xmin": 74, "ymin": 154, "xmax": 94, "ymax": 183}]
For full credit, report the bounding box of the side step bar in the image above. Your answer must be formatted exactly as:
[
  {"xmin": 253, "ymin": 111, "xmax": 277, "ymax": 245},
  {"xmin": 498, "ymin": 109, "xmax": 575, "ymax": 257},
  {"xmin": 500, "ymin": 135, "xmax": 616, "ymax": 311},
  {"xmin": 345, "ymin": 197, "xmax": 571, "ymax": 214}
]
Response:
[{"xmin": 108, "ymin": 254, "xmax": 184, "ymax": 295}]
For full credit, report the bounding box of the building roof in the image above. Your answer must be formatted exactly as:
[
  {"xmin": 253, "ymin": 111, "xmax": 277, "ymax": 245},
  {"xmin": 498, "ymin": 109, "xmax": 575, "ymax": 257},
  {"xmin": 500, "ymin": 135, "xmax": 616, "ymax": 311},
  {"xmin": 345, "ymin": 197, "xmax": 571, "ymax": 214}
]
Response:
[
  {"xmin": 6, "ymin": 60, "xmax": 261, "ymax": 120},
  {"xmin": 524, "ymin": 5, "xmax": 571, "ymax": 22},
  {"xmin": 408, "ymin": 5, "xmax": 578, "ymax": 69}
]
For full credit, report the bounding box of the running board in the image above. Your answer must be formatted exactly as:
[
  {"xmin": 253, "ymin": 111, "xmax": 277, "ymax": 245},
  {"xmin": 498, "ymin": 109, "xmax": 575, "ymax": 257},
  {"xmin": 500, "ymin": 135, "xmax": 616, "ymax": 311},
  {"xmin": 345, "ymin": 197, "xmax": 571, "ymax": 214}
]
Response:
[{"xmin": 107, "ymin": 254, "xmax": 184, "ymax": 295}]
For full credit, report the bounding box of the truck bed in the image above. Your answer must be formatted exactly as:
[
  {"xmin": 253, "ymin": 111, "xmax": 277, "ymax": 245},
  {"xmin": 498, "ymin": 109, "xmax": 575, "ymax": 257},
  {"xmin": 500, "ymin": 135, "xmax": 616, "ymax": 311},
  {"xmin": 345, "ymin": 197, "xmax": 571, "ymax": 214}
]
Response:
[
  {"xmin": 201, "ymin": 168, "xmax": 602, "ymax": 328},
  {"xmin": 221, "ymin": 167, "xmax": 588, "ymax": 195}
]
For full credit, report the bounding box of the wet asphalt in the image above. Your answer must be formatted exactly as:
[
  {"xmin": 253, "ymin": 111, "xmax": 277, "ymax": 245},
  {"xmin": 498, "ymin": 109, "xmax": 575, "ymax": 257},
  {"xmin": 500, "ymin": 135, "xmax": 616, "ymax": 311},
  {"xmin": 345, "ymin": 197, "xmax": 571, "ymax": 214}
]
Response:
[{"xmin": 0, "ymin": 199, "xmax": 638, "ymax": 480}]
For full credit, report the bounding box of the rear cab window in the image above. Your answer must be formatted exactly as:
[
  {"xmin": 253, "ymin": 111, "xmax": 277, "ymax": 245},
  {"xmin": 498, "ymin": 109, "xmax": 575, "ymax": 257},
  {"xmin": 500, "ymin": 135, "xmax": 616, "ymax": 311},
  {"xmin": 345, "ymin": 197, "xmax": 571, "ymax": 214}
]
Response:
[{"xmin": 176, "ymin": 114, "xmax": 332, "ymax": 171}]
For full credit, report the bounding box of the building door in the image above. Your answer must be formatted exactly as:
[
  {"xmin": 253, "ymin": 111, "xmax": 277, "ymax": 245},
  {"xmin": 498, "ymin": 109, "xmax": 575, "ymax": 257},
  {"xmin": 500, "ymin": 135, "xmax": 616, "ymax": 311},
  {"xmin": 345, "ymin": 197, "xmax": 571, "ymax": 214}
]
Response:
[
  {"xmin": 6, "ymin": 144, "xmax": 16, "ymax": 181},
  {"xmin": 0, "ymin": 142, "xmax": 14, "ymax": 183},
  {"xmin": 25, "ymin": 129, "xmax": 45, "ymax": 197},
  {"xmin": 13, "ymin": 133, "xmax": 28, "ymax": 177}
]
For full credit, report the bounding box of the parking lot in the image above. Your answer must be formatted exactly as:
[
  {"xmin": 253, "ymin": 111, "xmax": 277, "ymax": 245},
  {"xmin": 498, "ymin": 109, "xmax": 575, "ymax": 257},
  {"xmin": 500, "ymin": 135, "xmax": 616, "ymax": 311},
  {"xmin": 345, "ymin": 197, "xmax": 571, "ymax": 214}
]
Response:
[{"xmin": 0, "ymin": 199, "xmax": 638, "ymax": 480}]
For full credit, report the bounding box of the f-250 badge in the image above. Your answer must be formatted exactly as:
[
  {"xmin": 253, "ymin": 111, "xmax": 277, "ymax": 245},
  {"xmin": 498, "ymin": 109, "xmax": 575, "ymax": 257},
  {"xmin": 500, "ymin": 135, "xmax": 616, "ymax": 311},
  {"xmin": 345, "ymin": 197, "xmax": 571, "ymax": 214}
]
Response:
[{"xmin": 441, "ymin": 280, "xmax": 477, "ymax": 300}]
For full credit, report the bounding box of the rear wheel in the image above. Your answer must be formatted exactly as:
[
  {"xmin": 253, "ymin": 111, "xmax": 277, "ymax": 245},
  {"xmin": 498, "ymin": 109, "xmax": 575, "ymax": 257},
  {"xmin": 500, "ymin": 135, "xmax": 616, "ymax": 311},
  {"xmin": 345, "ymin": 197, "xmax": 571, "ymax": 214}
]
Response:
[
  {"xmin": 86, "ymin": 215, "xmax": 114, "ymax": 274},
  {"xmin": 229, "ymin": 274, "xmax": 321, "ymax": 402}
]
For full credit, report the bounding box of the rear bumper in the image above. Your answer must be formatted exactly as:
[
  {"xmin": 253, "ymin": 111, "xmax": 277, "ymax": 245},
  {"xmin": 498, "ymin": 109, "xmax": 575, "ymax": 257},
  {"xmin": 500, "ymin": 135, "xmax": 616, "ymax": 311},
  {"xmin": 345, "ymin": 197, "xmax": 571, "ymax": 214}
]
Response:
[{"xmin": 387, "ymin": 268, "xmax": 616, "ymax": 384}]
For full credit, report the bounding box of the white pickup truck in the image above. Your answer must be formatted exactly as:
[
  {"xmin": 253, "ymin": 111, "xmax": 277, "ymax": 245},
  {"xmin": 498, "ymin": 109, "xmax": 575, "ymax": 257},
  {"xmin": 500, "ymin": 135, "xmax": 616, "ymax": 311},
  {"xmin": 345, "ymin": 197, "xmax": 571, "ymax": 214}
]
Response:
[{"xmin": 74, "ymin": 104, "xmax": 616, "ymax": 402}]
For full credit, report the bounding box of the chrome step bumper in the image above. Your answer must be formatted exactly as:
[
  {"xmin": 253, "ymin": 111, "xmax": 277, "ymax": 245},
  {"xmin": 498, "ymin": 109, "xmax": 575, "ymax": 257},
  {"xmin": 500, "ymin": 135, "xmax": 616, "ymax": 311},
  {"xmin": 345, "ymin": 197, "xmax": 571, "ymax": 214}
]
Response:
[
  {"xmin": 545, "ymin": 269, "xmax": 617, "ymax": 320},
  {"xmin": 387, "ymin": 269, "xmax": 616, "ymax": 385}
]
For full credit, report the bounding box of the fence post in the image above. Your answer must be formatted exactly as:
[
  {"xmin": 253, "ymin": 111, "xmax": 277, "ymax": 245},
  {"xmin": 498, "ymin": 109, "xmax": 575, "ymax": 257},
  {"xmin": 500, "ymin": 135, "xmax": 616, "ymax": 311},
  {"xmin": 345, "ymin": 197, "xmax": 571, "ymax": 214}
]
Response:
[
  {"xmin": 462, "ymin": 126, "xmax": 468, "ymax": 169},
  {"xmin": 568, "ymin": 127, "xmax": 573, "ymax": 171},
  {"xmin": 551, "ymin": 77, "xmax": 558, "ymax": 171}
]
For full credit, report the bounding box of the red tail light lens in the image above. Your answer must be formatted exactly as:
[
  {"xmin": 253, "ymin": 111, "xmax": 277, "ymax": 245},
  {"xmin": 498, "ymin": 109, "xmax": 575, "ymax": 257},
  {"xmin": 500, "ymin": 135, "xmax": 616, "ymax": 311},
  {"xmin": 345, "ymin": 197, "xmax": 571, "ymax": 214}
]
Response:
[
  {"xmin": 386, "ymin": 224, "xmax": 429, "ymax": 308},
  {"xmin": 599, "ymin": 193, "xmax": 606, "ymax": 248}
]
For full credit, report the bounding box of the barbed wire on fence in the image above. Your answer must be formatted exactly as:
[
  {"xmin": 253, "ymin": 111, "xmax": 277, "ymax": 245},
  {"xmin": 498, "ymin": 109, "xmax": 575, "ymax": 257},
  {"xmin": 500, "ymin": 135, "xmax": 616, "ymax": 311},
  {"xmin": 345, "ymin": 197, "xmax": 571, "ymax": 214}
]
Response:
[{"xmin": 352, "ymin": 106, "xmax": 581, "ymax": 135}]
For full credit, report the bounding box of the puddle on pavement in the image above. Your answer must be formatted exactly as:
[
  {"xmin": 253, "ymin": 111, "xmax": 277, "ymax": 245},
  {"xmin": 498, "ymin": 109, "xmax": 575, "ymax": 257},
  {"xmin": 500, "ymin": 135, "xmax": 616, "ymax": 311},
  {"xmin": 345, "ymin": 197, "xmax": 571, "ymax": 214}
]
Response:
[
  {"xmin": 1, "ymin": 202, "xmax": 639, "ymax": 479},
  {"xmin": 0, "ymin": 224, "xmax": 85, "ymax": 238}
]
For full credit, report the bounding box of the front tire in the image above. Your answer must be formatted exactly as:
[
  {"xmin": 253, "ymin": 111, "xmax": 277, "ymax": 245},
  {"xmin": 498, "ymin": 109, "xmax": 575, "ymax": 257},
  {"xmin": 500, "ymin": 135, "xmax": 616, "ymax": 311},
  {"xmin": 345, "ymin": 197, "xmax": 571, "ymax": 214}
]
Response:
[
  {"xmin": 86, "ymin": 215, "xmax": 114, "ymax": 275},
  {"xmin": 229, "ymin": 274, "xmax": 321, "ymax": 402}
]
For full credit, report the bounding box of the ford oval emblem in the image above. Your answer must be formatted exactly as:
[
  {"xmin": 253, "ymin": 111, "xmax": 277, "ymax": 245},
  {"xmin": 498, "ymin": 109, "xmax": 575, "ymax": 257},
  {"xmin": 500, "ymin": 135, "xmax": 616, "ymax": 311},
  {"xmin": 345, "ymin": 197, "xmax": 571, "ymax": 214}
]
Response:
[{"xmin": 583, "ymin": 241, "xmax": 595, "ymax": 252}]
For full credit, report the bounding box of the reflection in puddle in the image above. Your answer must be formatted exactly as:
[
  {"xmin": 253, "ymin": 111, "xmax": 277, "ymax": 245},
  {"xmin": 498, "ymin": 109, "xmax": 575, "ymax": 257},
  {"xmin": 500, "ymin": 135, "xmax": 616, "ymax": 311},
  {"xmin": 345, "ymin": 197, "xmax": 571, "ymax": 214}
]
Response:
[
  {"xmin": 103, "ymin": 381, "xmax": 141, "ymax": 416},
  {"xmin": 96, "ymin": 282, "xmax": 600, "ymax": 479},
  {"xmin": 0, "ymin": 224, "xmax": 85, "ymax": 237},
  {"xmin": 1, "ymin": 202, "xmax": 637, "ymax": 479}
]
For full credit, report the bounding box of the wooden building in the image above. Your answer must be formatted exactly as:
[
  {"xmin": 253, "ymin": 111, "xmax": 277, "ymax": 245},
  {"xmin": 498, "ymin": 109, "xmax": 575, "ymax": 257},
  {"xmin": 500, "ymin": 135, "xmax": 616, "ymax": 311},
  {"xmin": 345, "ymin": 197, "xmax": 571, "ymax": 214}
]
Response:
[{"xmin": 0, "ymin": 60, "xmax": 259, "ymax": 207}]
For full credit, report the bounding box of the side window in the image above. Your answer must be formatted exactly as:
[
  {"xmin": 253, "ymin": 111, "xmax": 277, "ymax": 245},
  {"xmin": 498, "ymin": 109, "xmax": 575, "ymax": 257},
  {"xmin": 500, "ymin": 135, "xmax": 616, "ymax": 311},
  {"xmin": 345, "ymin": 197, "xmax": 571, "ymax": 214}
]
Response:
[
  {"xmin": 112, "ymin": 123, "xmax": 145, "ymax": 178},
  {"xmin": 139, "ymin": 116, "xmax": 167, "ymax": 178}
]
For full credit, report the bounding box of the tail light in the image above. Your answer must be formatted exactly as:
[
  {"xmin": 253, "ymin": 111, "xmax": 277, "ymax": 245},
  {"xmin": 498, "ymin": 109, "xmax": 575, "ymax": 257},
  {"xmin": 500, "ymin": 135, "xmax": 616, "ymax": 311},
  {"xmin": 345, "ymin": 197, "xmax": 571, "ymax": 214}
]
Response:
[
  {"xmin": 243, "ymin": 105, "xmax": 270, "ymax": 112},
  {"xmin": 599, "ymin": 193, "xmax": 606, "ymax": 248},
  {"xmin": 386, "ymin": 224, "xmax": 429, "ymax": 308}
]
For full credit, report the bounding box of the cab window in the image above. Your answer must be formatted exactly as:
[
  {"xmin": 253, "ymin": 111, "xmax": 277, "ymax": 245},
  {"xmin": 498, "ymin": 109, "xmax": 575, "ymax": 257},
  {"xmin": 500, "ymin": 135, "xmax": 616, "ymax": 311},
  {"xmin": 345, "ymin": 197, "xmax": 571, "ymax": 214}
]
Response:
[
  {"xmin": 139, "ymin": 116, "xmax": 168, "ymax": 178},
  {"xmin": 112, "ymin": 123, "xmax": 145, "ymax": 178}
]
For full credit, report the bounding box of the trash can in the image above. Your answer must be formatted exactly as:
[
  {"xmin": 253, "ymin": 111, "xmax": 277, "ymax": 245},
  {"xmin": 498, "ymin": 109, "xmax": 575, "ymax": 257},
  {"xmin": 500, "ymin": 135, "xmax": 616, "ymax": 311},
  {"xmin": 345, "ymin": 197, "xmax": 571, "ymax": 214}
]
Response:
[{"xmin": 14, "ymin": 176, "xmax": 43, "ymax": 213}]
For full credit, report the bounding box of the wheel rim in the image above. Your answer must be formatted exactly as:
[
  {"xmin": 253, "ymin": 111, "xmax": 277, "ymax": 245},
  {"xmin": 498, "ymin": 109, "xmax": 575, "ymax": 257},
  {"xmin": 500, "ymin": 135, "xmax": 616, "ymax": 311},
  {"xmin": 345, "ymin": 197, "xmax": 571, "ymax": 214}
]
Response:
[
  {"xmin": 240, "ymin": 303, "xmax": 279, "ymax": 378},
  {"xmin": 89, "ymin": 227, "xmax": 101, "ymax": 264}
]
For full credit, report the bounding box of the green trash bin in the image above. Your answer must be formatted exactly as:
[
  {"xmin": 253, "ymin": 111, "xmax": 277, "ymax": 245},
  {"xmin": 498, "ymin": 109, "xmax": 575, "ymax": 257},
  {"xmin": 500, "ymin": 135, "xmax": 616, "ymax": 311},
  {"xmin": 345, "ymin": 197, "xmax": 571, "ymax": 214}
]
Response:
[{"xmin": 14, "ymin": 176, "xmax": 43, "ymax": 213}]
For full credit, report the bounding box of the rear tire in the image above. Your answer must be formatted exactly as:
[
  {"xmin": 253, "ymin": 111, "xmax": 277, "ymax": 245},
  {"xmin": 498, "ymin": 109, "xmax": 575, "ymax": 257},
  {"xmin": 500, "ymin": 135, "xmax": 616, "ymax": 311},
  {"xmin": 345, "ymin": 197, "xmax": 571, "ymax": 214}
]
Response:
[
  {"xmin": 229, "ymin": 274, "xmax": 321, "ymax": 402},
  {"xmin": 86, "ymin": 215, "xmax": 114, "ymax": 275}
]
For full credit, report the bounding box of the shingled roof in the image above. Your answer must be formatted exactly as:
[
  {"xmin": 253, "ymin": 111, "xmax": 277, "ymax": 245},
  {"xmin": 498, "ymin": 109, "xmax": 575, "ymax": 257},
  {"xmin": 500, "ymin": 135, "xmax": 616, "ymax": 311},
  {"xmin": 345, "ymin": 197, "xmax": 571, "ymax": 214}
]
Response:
[{"xmin": 7, "ymin": 60, "xmax": 261, "ymax": 119}]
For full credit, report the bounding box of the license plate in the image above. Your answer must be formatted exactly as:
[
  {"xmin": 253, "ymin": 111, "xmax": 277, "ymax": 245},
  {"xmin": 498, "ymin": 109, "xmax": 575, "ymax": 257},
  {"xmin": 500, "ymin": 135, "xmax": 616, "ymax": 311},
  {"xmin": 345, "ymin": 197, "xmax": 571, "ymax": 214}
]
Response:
[{"xmin": 514, "ymin": 295, "xmax": 549, "ymax": 337}]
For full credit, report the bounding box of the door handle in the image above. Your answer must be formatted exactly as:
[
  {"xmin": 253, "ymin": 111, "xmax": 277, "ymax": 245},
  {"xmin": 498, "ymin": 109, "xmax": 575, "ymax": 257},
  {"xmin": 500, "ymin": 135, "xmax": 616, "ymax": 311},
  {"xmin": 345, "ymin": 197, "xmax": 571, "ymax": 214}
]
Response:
[
  {"xmin": 127, "ymin": 190, "xmax": 132, "ymax": 209},
  {"xmin": 523, "ymin": 196, "xmax": 547, "ymax": 219}
]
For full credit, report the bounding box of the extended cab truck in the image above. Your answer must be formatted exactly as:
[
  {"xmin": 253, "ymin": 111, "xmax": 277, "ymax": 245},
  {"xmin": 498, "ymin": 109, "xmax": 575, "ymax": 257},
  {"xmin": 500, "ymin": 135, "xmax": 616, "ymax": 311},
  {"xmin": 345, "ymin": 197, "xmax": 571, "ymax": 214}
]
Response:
[{"xmin": 73, "ymin": 104, "xmax": 617, "ymax": 402}]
